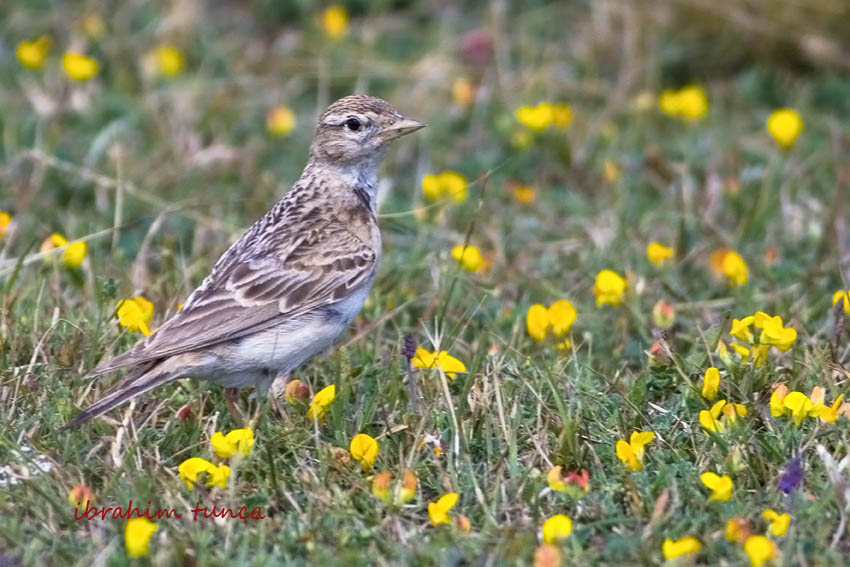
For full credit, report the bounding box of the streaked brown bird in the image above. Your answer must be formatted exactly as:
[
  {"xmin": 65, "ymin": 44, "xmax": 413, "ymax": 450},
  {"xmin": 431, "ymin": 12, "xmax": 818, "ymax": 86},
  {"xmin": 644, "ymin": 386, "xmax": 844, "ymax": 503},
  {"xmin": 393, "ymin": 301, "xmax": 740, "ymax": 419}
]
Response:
[{"xmin": 71, "ymin": 95, "xmax": 424, "ymax": 426}]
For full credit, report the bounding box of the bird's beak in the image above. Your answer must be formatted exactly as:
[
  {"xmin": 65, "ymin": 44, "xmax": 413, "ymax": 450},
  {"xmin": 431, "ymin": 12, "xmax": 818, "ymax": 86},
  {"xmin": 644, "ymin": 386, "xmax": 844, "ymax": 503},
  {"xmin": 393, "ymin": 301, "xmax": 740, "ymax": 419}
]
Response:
[{"xmin": 381, "ymin": 117, "xmax": 426, "ymax": 139}]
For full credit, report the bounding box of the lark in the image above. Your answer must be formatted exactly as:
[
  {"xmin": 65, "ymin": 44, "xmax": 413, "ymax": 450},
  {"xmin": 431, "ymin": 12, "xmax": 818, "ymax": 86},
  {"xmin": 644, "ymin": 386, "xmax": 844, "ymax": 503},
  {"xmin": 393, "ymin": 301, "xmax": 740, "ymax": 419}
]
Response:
[{"xmin": 71, "ymin": 95, "xmax": 424, "ymax": 426}]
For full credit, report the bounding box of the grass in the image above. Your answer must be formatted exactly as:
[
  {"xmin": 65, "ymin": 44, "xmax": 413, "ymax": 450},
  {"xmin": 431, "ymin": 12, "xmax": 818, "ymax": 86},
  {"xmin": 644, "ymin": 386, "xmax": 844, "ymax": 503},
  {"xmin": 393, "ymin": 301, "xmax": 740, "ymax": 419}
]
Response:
[{"xmin": 2, "ymin": 1, "xmax": 850, "ymax": 565}]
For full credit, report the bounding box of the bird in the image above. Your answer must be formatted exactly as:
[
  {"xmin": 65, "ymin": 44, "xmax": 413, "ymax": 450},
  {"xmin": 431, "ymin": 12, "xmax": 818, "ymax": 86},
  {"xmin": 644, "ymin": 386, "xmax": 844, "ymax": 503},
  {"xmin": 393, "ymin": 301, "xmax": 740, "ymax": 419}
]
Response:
[{"xmin": 70, "ymin": 94, "xmax": 425, "ymax": 426}]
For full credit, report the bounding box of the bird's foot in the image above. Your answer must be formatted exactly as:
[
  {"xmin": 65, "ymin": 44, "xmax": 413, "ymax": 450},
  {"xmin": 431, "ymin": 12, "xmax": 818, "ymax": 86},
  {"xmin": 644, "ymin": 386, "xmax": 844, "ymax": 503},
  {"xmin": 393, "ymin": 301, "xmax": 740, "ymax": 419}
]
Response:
[{"xmin": 223, "ymin": 387, "xmax": 247, "ymax": 427}]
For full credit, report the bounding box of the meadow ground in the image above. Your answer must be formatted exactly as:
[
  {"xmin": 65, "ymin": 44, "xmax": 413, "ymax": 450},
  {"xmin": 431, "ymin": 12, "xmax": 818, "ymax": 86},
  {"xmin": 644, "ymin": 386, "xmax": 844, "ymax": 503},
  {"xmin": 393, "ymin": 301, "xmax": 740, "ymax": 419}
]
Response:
[{"xmin": 2, "ymin": 1, "xmax": 850, "ymax": 565}]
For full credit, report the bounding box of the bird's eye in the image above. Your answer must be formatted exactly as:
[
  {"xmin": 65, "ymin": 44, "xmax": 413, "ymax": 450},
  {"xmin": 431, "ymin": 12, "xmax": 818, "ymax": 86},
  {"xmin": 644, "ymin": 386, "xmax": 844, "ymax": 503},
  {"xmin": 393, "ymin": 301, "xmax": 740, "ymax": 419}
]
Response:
[{"xmin": 344, "ymin": 117, "xmax": 362, "ymax": 131}]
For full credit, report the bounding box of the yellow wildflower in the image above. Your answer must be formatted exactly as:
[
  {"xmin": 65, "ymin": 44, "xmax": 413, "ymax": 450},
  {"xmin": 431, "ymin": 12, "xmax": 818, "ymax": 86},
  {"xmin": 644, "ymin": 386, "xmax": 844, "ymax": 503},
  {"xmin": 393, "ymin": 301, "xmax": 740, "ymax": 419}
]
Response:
[
  {"xmin": 593, "ymin": 269, "xmax": 627, "ymax": 306},
  {"xmin": 615, "ymin": 431, "xmax": 654, "ymax": 471},
  {"xmin": 782, "ymin": 391, "xmax": 819, "ymax": 426},
  {"xmin": 659, "ymin": 85, "xmax": 709, "ymax": 120},
  {"xmin": 267, "ymin": 106, "xmax": 296, "ymax": 137},
  {"xmin": 428, "ymin": 492, "xmax": 458, "ymax": 526},
  {"xmin": 323, "ymin": 5, "xmax": 348, "ymax": 39},
  {"xmin": 758, "ymin": 315, "xmax": 796, "ymax": 352},
  {"xmin": 730, "ymin": 343, "xmax": 750, "ymax": 363},
  {"xmin": 722, "ymin": 250, "xmax": 748, "ymax": 286},
  {"xmin": 770, "ymin": 385, "xmax": 789, "ymax": 417},
  {"xmin": 833, "ymin": 290, "xmax": 850, "ymax": 315},
  {"xmin": 699, "ymin": 400, "xmax": 726, "ymax": 433},
  {"xmin": 284, "ymin": 379, "xmax": 309, "ymax": 404},
  {"xmin": 767, "ymin": 108, "xmax": 803, "ymax": 151},
  {"xmin": 177, "ymin": 457, "xmax": 230, "ymax": 490},
  {"xmin": 647, "ymin": 242, "xmax": 674, "ymax": 266},
  {"xmin": 526, "ymin": 304, "xmax": 550, "ymax": 342},
  {"xmin": 210, "ymin": 428, "xmax": 254, "ymax": 458},
  {"xmin": 452, "ymin": 77, "xmax": 476, "ymax": 106},
  {"xmin": 62, "ymin": 52, "xmax": 99, "ymax": 81},
  {"xmin": 421, "ymin": 171, "xmax": 467, "ymax": 202},
  {"xmin": 548, "ymin": 300, "xmax": 577, "ymax": 337},
  {"xmin": 124, "ymin": 517, "xmax": 157, "ymax": 558},
  {"xmin": 701, "ymin": 367, "xmax": 720, "ymax": 401},
  {"xmin": 16, "ymin": 36, "xmax": 51, "ymax": 70},
  {"xmin": 307, "ymin": 384, "xmax": 336, "ymax": 421},
  {"xmin": 551, "ymin": 104, "xmax": 573, "ymax": 128},
  {"xmin": 744, "ymin": 535, "xmax": 776, "ymax": 567},
  {"xmin": 515, "ymin": 103, "xmax": 554, "ymax": 131},
  {"xmin": 762, "ymin": 509, "xmax": 790, "ymax": 537},
  {"xmin": 725, "ymin": 517, "xmax": 750, "ymax": 542},
  {"xmin": 542, "ymin": 514, "xmax": 573, "ymax": 544},
  {"xmin": 116, "ymin": 297, "xmax": 154, "ymax": 336},
  {"xmin": 603, "ymin": 159, "xmax": 620, "ymax": 183},
  {"xmin": 730, "ymin": 316, "xmax": 754, "ymax": 342},
  {"xmin": 372, "ymin": 471, "xmax": 392, "ymax": 503},
  {"xmin": 349, "ymin": 433, "xmax": 379, "ymax": 470},
  {"xmin": 0, "ymin": 211, "xmax": 12, "ymax": 238},
  {"xmin": 42, "ymin": 233, "xmax": 87, "ymax": 268},
  {"xmin": 154, "ymin": 45, "xmax": 184, "ymax": 77},
  {"xmin": 411, "ymin": 347, "xmax": 466, "ymax": 379},
  {"xmin": 752, "ymin": 344, "xmax": 769, "ymax": 369},
  {"xmin": 451, "ymin": 245, "xmax": 484, "ymax": 272},
  {"xmin": 661, "ymin": 536, "xmax": 701, "ymax": 560},
  {"xmin": 700, "ymin": 471, "xmax": 733, "ymax": 501},
  {"xmin": 819, "ymin": 394, "xmax": 845, "ymax": 423},
  {"xmin": 722, "ymin": 402, "xmax": 747, "ymax": 423},
  {"xmin": 513, "ymin": 185, "xmax": 536, "ymax": 204}
]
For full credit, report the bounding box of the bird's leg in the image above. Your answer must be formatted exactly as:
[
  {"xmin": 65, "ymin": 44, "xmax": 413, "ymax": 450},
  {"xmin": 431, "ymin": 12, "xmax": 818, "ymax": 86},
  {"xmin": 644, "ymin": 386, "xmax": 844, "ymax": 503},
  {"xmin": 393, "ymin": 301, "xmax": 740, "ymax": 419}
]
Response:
[
  {"xmin": 223, "ymin": 387, "xmax": 247, "ymax": 427},
  {"xmin": 269, "ymin": 371, "xmax": 290, "ymax": 417}
]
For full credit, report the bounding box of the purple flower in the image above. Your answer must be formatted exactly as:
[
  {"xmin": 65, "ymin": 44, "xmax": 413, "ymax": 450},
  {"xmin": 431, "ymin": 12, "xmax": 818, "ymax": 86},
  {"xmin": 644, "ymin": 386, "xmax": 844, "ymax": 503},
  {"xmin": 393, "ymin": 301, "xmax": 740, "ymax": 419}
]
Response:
[{"xmin": 778, "ymin": 454, "xmax": 804, "ymax": 494}]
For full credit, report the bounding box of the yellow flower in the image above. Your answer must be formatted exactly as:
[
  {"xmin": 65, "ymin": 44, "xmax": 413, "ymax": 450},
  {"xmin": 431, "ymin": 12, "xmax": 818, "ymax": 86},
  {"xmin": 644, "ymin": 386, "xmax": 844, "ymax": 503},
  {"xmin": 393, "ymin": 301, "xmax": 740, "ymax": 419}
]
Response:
[
  {"xmin": 763, "ymin": 509, "xmax": 790, "ymax": 536},
  {"xmin": 722, "ymin": 403, "xmax": 747, "ymax": 423},
  {"xmin": 267, "ymin": 106, "xmax": 296, "ymax": 137},
  {"xmin": 541, "ymin": 514, "xmax": 573, "ymax": 544},
  {"xmin": 770, "ymin": 385, "xmax": 789, "ymax": 417},
  {"xmin": 700, "ymin": 472, "xmax": 733, "ymax": 501},
  {"xmin": 593, "ymin": 269, "xmax": 627, "ymax": 306},
  {"xmin": 428, "ymin": 492, "xmax": 458, "ymax": 526},
  {"xmin": 210, "ymin": 428, "xmax": 255, "ymax": 458},
  {"xmin": 659, "ymin": 85, "xmax": 709, "ymax": 120},
  {"xmin": 647, "ymin": 242, "xmax": 674, "ymax": 266},
  {"xmin": 767, "ymin": 108, "xmax": 803, "ymax": 151},
  {"xmin": 515, "ymin": 103, "xmax": 554, "ymax": 131},
  {"xmin": 730, "ymin": 316, "xmax": 755, "ymax": 343},
  {"xmin": 62, "ymin": 52, "xmax": 99, "ymax": 81},
  {"xmin": 730, "ymin": 343, "xmax": 750, "ymax": 363},
  {"xmin": 527, "ymin": 304, "xmax": 550, "ymax": 342},
  {"xmin": 0, "ymin": 211, "xmax": 12, "ymax": 238},
  {"xmin": 421, "ymin": 171, "xmax": 467, "ymax": 202},
  {"xmin": 725, "ymin": 517, "xmax": 749, "ymax": 542},
  {"xmin": 699, "ymin": 400, "xmax": 726, "ymax": 433},
  {"xmin": 124, "ymin": 517, "xmax": 157, "ymax": 558},
  {"xmin": 662, "ymin": 536, "xmax": 701, "ymax": 560},
  {"xmin": 116, "ymin": 297, "xmax": 154, "ymax": 336},
  {"xmin": 284, "ymin": 379, "xmax": 309, "ymax": 404},
  {"xmin": 759, "ymin": 316, "xmax": 797, "ymax": 352},
  {"xmin": 411, "ymin": 347, "xmax": 466, "ymax": 379},
  {"xmin": 782, "ymin": 391, "xmax": 818, "ymax": 426},
  {"xmin": 513, "ymin": 185, "xmax": 536, "ymax": 204},
  {"xmin": 372, "ymin": 471, "xmax": 392, "ymax": 503},
  {"xmin": 349, "ymin": 433, "xmax": 379, "ymax": 470},
  {"xmin": 721, "ymin": 251, "xmax": 748, "ymax": 286},
  {"xmin": 744, "ymin": 535, "xmax": 776, "ymax": 567},
  {"xmin": 400, "ymin": 469, "xmax": 417, "ymax": 504},
  {"xmin": 42, "ymin": 233, "xmax": 88, "ymax": 268},
  {"xmin": 615, "ymin": 431, "xmax": 654, "ymax": 471},
  {"xmin": 833, "ymin": 290, "xmax": 850, "ymax": 315},
  {"xmin": 603, "ymin": 159, "xmax": 620, "ymax": 183},
  {"xmin": 551, "ymin": 104, "xmax": 573, "ymax": 128},
  {"xmin": 307, "ymin": 384, "xmax": 336, "ymax": 421},
  {"xmin": 16, "ymin": 36, "xmax": 51, "ymax": 70},
  {"xmin": 452, "ymin": 77, "xmax": 476, "ymax": 106},
  {"xmin": 451, "ymin": 245, "xmax": 484, "ymax": 272},
  {"xmin": 154, "ymin": 45, "xmax": 184, "ymax": 77},
  {"xmin": 323, "ymin": 5, "xmax": 348, "ymax": 39},
  {"xmin": 177, "ymin": 457, "xmax": 230, "ymax": 490},
  {"xmin": 819, "ymin": 394, "xmax": 845, "ymax": 423},
  {"xmin": 549, "ymin": 299, "xmax": 577, "ymax": 337},
  {"xmin": 701, "ymin": 367, "xmax": 720, "ymax": 401}
]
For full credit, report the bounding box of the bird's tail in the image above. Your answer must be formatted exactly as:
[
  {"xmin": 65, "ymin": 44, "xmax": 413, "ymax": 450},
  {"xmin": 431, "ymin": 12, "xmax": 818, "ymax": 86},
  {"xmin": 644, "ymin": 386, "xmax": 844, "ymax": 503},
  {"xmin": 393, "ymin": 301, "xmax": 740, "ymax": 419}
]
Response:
[{"xmin": 67, "ymin": 362, "xmax": 179, "ymax": 427}]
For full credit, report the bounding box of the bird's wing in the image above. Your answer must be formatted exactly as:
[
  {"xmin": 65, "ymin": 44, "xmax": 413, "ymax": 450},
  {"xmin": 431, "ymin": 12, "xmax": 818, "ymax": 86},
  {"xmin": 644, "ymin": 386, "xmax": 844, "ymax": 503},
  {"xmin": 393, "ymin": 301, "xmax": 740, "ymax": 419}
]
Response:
[{"xmin": 94, "ymin": 203, "xmax": 377, "ymax": 374}]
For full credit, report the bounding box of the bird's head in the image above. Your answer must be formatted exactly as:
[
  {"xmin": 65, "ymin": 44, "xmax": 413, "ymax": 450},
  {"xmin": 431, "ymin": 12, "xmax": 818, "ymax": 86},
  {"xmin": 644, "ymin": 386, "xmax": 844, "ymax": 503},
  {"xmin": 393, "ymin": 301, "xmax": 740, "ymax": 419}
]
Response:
[{"xmin": 308, "ymin": 95, "xmax": 425, "ymax": 169}]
